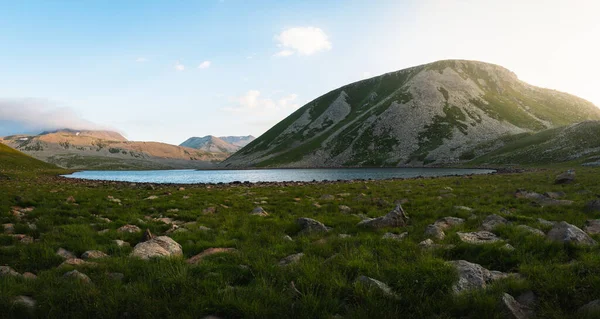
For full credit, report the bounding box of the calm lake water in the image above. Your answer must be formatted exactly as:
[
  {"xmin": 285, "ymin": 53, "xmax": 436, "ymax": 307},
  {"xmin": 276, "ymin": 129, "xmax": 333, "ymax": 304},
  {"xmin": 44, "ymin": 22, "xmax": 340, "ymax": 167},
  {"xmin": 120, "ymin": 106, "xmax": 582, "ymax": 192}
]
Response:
[{"xmin": 62, "ymin": 168, "xmax": 496, "ymax": 184}]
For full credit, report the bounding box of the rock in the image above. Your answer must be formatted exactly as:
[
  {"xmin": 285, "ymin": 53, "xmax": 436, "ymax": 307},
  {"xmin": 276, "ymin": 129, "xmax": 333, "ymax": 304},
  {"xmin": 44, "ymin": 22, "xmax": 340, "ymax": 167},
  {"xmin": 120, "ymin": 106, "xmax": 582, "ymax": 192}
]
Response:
[
  {"xmin": 579, "ymin": 299, "xmax": 600, "ymax": 315},
  {"xmin": 419, "ymin": 238, "xmax": 435, "ymax": 248},
  {"xmin": 187, "ymin": 248, "xmax": 237, "ymax": 264},
  {"xmin": 167, "ymin": 209, "xmax": 179, "ymax": 213},
  {"xmin": 424, "ymin": 224, "xmax": 445, "ymax": 240},
  {"xmin": 114, "ymin": 240, "xmax": 130, "ymax": 247},
  {"xmin": 107, "ymin": 196, "xmax": 121, "ymax": 204},
  {"xmin": 338, "ymin": 234, "xmax": 351, "ymax": 239},
  {"xmin": 63, "ymin": 270, "xmax": 92, "ymax": 283},
  {"xmin": 2, "ymin": 223, "xmax": 15, "ymax": 234},
  {"xmin": 250, "ymin": 207, "xmax": 269, "ymax": 217},
  {"xmin": 117, "ymin": 224, "xmax": 142, "ymax": 233},
  {"xmin": 503, "ymin": 243, "xmax": 516, "ymax": 251},
  {"xmin": 0, "ymin": 266, "xmax": 21, "ymax": 277},
  {"xmin": 320, "ymin": 194, "xmax": 335, "ymax": 200},
  {"xmin": 279, "ymin": 253, "xmax": 304, "ymax": 266},
  {"xmin": 481, "ymin": 214, "xmax": 509, "ymax": 231},
  {"xmin": 537, "ymin": 218, "xmax": 556, "ymax": 227},
  {"xmin": 454, "ymin": 206, "xmax": 474, "ymax": 212},
  {"xmin": 155, "ymin": 217, "xmax": 174, "ymax": 224},
  {"xmin": 457, "ymin": 231, "xmax": 502, "ymax": 244},
  {"xmin": 130, "ymin": 236, "xmax": 183, "ymax": 260},
  {"xmin": 585, "ymin": 199, "xmax": 600, "ymax": 213},
  {"xmin": 357, "ymin": 204, "xmax": 409, "ymax": 229},
  {"xmin": 555, "ymin": 170, "xmax": 575, "ymax": 184},
  {"xmin": 433, "ymin": 217, "xmax": 465, "ymax": 230},
  {"xmin": 197, "ymin": 226, "xmax": 212, "ymax": 232},
  {"xmin": 202, "ymin": 207, "xmax": 216, "ymax": 214},
  {"xmin": 448, "ymin": 260, "xmax": 513, "ymax": 294},
  {"xmin": 515, "ymin": 190, "xmax": 546, "ymax": 200},
  {"xmin": 12, "ymin": 234, "xmax": 34, "ymax": 244},
  {"xmin": 283, "ymin": 235, "xmax": 294, "ymax": 241},
  {"xmin": 382, "ymin": 232, "xmax": 408, "ymax": 241},
  {"xmin": 59, "ymin": 258, "xmax": 94, "ymax": 267},
  {"xmin": 145, "ymin": 195, "xmax": 159, "ymax": 200},
  {"xmin": 544, "ymin": 191, "xmax": 566, "ymax": 199},
  {"xmin": 500, "ymin": 293, "xmax": 530, "ymax": 319},
  {"xmin": 355, "ymin": 276, "xmax": 397, "ymax": 297},
  {"xmin": 516, "ymin": 225, "xmax": 545, "ymax": 237},
  {"xmin": 66, "ymin": 196, "xmax": 76, "ymax": 203},
  {"xmin": 584, "ymin": 220, "xmax": 600, "ymax": 235},
  {"xmin": 297, "ymin": 217, "xmax": 330, "ymax": 235},
  {"xmin": 546, "ymin": 221, "xmax": 597, "ymax": 245},
  {"xmin": 81, "ymin": 250, "xmax": 108, "ymax": 260},
  {"xmin": 22, "ymin": 272, "xmax": 37, "ymax": 279},
  {"xmin": 339, "ymin": 205, "xmax": 352, "ymax": 213},
  {"xmin": 13, "ymin": 296, "xmax": 36, "ymax": 312}
]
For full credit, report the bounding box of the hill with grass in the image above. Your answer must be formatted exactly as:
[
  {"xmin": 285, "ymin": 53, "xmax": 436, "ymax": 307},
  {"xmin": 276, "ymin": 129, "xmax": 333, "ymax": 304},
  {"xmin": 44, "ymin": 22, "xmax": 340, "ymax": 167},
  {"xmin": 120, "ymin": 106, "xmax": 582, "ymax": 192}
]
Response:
[
  {"xmin": 180, "ymin": 135, "xmax": 255, "ymax": 153},
  {"xmin": 1, "ymin": 130, "xmax": 229, "ymax": 170},
  {"xmin": 222, "ymin": 60, "xmax": 600, "ymax": 168}
]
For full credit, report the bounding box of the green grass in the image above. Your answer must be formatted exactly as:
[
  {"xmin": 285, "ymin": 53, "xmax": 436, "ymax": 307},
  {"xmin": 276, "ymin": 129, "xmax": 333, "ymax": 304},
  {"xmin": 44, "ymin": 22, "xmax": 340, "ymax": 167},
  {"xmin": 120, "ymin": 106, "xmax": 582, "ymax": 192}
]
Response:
[{"xmin": 3, "ymin": 146, "xmax": 600, "ymax": 317}]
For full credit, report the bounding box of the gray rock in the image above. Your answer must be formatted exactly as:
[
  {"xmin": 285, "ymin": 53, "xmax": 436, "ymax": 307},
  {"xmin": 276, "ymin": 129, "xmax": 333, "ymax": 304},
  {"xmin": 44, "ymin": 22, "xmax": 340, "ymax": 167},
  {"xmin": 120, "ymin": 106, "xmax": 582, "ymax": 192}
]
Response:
[
  {"xmin": 338, "ymin": 205, "xmax": 352, "ymax": 213},
  {"xmin": 448, "ymin": 260, "xmax": 513, "ymax": 294},
  {"xmin": 117, "ymin": 224, "xmax": 142, "ymax": 233},
  {"xmin": 500, "ymin": 293, "xmax": 530, "ymax": 319},
  {"xmin": 481, "ymin": 214, "xmax": 509, "ymax": 231},
  {"xmin": 355, "ymin": 276, "xmax": 397, "ymax": 297},
  {"xmin": 0, "ymin": 266, "xmax": 21, "ymax": 277},
  {"xmin": 419, "ymin": 238, "xmax": 435, "ymax": 248},
  {"xmin": 579, "ymin": 299, "xmax": 600, "ymax": 315},
  {"xmin": 555, "ymin": 170, "xmax": 575, "ymax": 184},
  {"xmin": 56, "ymin": 248, "xmax": 76, "ymax": 259},
  {"xmin": 81, "ymin": 250, "xmax": 108, "ymax": 260},
  {"xmin": 279, "ymin": 253, "xmax": 304, "ymax": 266},
  {"xmin": 282, "ymin": 235, "xmax": 294, "ymax": 241},
  {"xmin": 297, "ymin": 218, "xmax": 329, "ymax": 235},
  {"xmin": 13, "ymin": 296, "xmax": 36, "ymax": 312},
  {"xmin": 382, "ymin": 232, "xmax": 408, "ymax": 241},
  {"xmin": 584, "ymin": 220, "xmax": 600, "ymax": 235},
  {"xmin": 114, "ymin": 239, "xmax": 130, "ymax": 247},
  {"xmin": 433, "ymin": 217, "xmax": 465, "ymax": 230},
  {"xmin": 516, "ymin": 225, "xmax": 545, "ymax": 237},
  {"xmin": 457, "ymin": 231, "xmax": 502, "ymax": 244},
  {"xmin": 544, "ymin": 191, "xmax": 566, "ymax": 199},
  {"xmin": 546, "ymin": 221, "xmax": 597, "ymax": 245},
  {"xmin": 537, "ymin": 218, "xmax": 556, "ymax": 227},
  {"xmin": 454, "ymin": 206, "xmax": 474, "ymax": 212},
  {"xmin": 130, "ymin": 236, "xmax": 183, "ymax": 260},
  {"xmin": 63, "ymin": 270, "xmax": 92, "ymax": 284},
  {"xmin": 357, "ymin": 204, "xmax": 409, "ymax": 229},
  {"xmin": 250, "ymin": 207, "xmax": 269, "ymax": 217},
  {"xmin": 585, "ymin": 199, "xmax": 600, "ymax": 213},
  {"xmin": 424, "ymin": 224, "xmax": 445, "ymax": 240}
]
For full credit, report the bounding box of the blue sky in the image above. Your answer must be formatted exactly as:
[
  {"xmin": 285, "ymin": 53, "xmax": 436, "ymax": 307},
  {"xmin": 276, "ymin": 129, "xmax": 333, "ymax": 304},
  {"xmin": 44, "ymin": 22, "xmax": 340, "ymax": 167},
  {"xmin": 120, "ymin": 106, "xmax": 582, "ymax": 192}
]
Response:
[{"xmin": 1, "ymin": 0, "xmax": 599, "ymax": 144}]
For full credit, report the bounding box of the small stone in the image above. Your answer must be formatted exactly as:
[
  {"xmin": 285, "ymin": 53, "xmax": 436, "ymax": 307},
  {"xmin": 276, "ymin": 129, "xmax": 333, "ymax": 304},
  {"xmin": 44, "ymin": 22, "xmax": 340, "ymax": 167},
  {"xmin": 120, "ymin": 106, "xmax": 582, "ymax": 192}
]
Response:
[
  {"xmin": 502, "ymin": 243, "xmax": 516, "ymax": 251},
  {"xmin": 63, "ymin": 270, "xmax": 92, "ymax": 284},
  {"xmin": 66, "ymin": 196, "xmax": 76, "ymax": 203},
  {"xmin": 338, "ymin": 234, "xmax": 351, "ymax": 239},
  {"xmin": 0, "ymin": 266, "xmax": 21, "ymax": 277},
  {"xmin": 279, "ymin": 253, "xmax": 304, "ymax": 266},
  {"xmin": 81, "ymin": 250, "xmax": 108, "ymax": 260},
  {"xmin": 382, "ymin": 232, "xmax": 408, "ymax": 241},
  {"xmin": 117, "ymin": 224, "xmax": 142, "ymax": 233},
  {"xmin": 448, "ymin": 260, "xmax": 514, "ymax": 294},
  {"xmin": 546, "ymin": 221, "xmax": 597, "ymax": 245},
  {"xmin": 297, "ymin": 217, "xmax": 330, "ymax": 235},
  {"xmin": 355, "ymin": 276, "xmax": 397, "ymax": 297},
  {"xmin": 419, "ymin": 238, "xmax": 435, "ymax": 248},
  {"xmin": 250, "ymin": 207, "xmax": 269, "ymax": 217},
  {"xmin": 433, "ymin": 217, "xmax": 465, "ymax": 230},
  {"xmin": 537, "ymin": 218, "xmax": 556, "ymax": 227},
  {"xmin": 130, "ymin": 236, "xmax": 182, "ymax": 260},
  {"xmin": 339, "ymin": 205, "xmax": 352, "ymax": 213},
  {"xmin": 457, "ymin": 231, "xmax": 502, "ymax": 244},
  {"xmin": 481, "ymin": 214, "xmax": 509, "ymax": 231},
  {"xmin": 283, "ymin": 235, "xmax": 293, "ymax": 241},
  {"xmin": 516, "ymin": 225, "xmax": 545, "ymax": 236},
  {"xmin": 500, "ymin": 293, "xmax": 530, "ymax": 319},
  {"xmin": 584, "ymin": 220, "xmax": 600, "ymax": 235},
  {"xmin": 13, "ymin": 296, "xmax": 36, "ymax": 312},
  {"xmin": 114, "ymin": 240, "xmax": 130, "ymax": 247},
  {"xmin": 22, "ymin": 272, "xmax": 37, "ymax": 279},
  {"xmin": 186, "ymin": 248, "xmax": 237, "ymax": 264},
  {"xmin": 357, "ymin": 204, "xmax": 409, "ymax": 229},
  {"xmin": 424, "ymin": 224, "xmax": 445, "ymax": 240},
  {"xmin": 145, "ymin": 195, "xmax": 159, "ymax": 200},
  {"xmin": 202, "ymin": 207, "xmax": 216, "ymax": 214},
  {"xmin": 12, "ymin": 234, "xmax": 34, "ymax": 244},
  {"xmin": 555, "ymin": 170, "xmax": 575, "ymax": 184},
  {"xmin": 59, "ymin": 258, "xmax": 94, "ymax": 267},
  {"xmin": 544, "ymin": 191, "xmax": 566, "ymax": 199},
  {"xmin": 454, "ymin": 206, "xmax": 474, "ymax": 212}
]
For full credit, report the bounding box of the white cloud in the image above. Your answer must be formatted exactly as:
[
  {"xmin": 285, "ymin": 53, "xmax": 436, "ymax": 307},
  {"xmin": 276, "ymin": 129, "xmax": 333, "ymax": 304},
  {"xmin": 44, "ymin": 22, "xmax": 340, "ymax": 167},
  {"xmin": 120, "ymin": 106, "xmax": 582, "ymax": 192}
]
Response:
[
  {"xmin": 198, "ymin": 61, "xmax": 211, "ymax": 69},
  {"xmin": 362, "ymin": 72, "xmax": 372, "ymax": 79},
  {"xmin": 274, "ymin": 27, "xmax": 332, "ymax": 57},
  {"xmin": 135, "ymin": 57, "xmax": 149, "ymax": 63},
  {"xmin": 223, "ymin": 90, "xmax": 299, "ymax": 116},
  {"xmin": 174, "ymin": 61, "xmax": 185, "ymax": 71}
]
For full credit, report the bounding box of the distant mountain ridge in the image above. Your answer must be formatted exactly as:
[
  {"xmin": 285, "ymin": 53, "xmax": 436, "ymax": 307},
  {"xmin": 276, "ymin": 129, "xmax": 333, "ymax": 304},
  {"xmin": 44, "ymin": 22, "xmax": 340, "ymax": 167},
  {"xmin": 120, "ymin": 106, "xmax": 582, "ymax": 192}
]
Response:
[
  {"xmin": 180, "ymin": 135, "xmax": 255, "ymax": 153},
  {"xmin": 222, "ymin": 59, "xmax": 600, "ymax": 168}
]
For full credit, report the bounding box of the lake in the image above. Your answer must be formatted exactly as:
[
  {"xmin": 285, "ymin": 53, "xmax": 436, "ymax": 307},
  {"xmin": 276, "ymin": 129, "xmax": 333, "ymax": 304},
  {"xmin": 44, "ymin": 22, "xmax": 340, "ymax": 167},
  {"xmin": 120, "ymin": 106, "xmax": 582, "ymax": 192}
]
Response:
[{"xmin": 62, "ymin": 168, "xmax": 496, "ymax": 184}]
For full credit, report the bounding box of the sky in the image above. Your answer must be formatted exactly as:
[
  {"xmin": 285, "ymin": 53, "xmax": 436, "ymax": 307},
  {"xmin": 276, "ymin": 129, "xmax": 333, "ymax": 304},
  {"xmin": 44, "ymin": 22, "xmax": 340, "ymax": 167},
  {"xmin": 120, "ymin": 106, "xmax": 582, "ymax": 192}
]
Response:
[{"xmin": 1, "ymin": 0, "xmax": 599, "ymax": 144}]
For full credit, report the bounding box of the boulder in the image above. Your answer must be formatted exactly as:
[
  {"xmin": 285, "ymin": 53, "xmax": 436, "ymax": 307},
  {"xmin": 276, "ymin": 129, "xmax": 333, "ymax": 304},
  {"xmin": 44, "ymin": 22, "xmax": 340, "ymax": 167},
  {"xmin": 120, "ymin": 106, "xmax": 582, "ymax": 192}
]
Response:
[
  {"xmin": 500, "ymin": 293, "xmax": 530, "ymax": 319},
  {"xmin": 424, "ymin": 224, "xmax": 445, "ymax": 240},
  {"xmin": 0, "ymin": 266, "xmax": 21, "ymax": 277},
  {"xmin": 355, "ymin": 276, "xmax": 397, "ymax": 297},
  {"xmin": 117, "ymin": 224, "xmax": 142, "ymax": 233},
  {"xmin": 250, "ymin": 207, "xmax": 269, "ymax": 217},
  {"xmin": 297, "ymin": 218, "xmax": 329, "ymax": 235},
  {"xmin": 546, "ymin": 221, "xmax": 597, "ymax": 245},
  {"xmin": 585, "ymin": 199, "xmax": 600, "ymax": 213},
  {"xmin": 279, "ymin": 253, "xmax": 304, "ymax": 266},
  {"xmin": 584, "ymin": 220, "xmax": 600, "ymax": 235},
  {"xmin": 130, "ymin": 236, "xmax": 182, "ymax": 260},
  {"xmin": 81, "ymin": 250, "xmax": 108, "ymax": 260},
  {"xmin": 187, "ymin": 248, "xmax": 237, "ymax": 264},
  {"xmin": 382, "ymin": 232, "xmax": 408, "ymax": 241},
  {"xmin": 447, "ymin": 260, "xmax": 513, "ymax": 294},
  {"xmin": 433, "ymin": 217, "xmax": 465, "ymax": 230},
  {"xmin": 357, "ymin": 204, "xmax": 409, "ymax": 229},
  {"xmin": 63, "ymin": 270, "xmax": 92, "ymax": 284},
  {"xmin": 516, "ymin": 225, "xmax": 545, "ymax": 237},
  {"xmin": 555, "ymin": 170, "xmax": 575, "ymax": 184},
  {"xmin": 457, "ymin": 231, "xmax": 502, "ymax": 244},
  {"xmin": 481, "ymin": 214, "xmax": 509, "ymax": 231}
]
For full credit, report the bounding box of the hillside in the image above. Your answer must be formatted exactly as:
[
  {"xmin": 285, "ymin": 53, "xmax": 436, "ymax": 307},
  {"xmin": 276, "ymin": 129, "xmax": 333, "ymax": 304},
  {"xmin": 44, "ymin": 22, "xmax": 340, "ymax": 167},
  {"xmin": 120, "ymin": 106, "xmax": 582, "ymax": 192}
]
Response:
[
  {"xmin": 180, "ymin": 135, "xmax": 255, "ymax": 153},
  {"xmin": 1, "ymin": 130, "xmax": 229, "ymax": 170},
  {"xmin": 222, "ymin": 60, "xmax": 600, "ymax": 168},
  {"xmin": 0, "ymin": 143, "xmax": 59, "ymax": 176}
]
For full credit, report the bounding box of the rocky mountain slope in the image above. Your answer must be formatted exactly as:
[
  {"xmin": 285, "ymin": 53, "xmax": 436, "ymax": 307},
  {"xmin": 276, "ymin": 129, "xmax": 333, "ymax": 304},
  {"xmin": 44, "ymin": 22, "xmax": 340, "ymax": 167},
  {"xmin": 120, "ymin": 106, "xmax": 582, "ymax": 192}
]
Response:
[
  {"xmin": 180, "ymin": 135, "xmax": 255, "ymax": 153},
  {"xmin": 222, "ymin": 60, "xmax": 600, "ymax": 168},
  {"xmin": 1, "ymin": 130, "xmax": 228, "ymax": 170}
]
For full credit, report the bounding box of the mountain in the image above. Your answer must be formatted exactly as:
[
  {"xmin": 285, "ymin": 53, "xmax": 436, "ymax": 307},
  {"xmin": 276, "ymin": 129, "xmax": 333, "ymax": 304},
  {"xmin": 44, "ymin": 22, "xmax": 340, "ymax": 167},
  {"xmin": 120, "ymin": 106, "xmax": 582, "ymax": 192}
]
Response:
[
  {"xmin": 222, "ymin": 60, "xmax": 600, "ymax": 168},
  {"xmin": 180, "ymin": 135, "xmax": 255, "ymax": 153},
  {"xmin": 0, "ymin": 142, "xmax": 58, "ymax": 172},
  {"xmin": 1, "ymin": 129, "xmax": 229, "ymax": 170}
]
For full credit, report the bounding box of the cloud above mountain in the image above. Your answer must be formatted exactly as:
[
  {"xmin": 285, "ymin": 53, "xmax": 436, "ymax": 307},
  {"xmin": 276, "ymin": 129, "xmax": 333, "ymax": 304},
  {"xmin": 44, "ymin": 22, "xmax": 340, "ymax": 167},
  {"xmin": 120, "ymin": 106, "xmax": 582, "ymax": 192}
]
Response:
[
  {"xmin": 274, "ymin": 27, "xmax": 332, "ymax": 57},
  {"xmin": 0, "ymin": 99, "xmax": 107, "ymax": 136}
]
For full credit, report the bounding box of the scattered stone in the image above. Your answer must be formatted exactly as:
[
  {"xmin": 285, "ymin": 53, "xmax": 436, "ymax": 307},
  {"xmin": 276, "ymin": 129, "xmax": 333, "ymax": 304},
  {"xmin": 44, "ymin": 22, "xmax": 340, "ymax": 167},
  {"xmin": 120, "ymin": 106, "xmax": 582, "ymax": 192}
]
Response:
[
  {"xmin": 448, "ymin": 260, "xmax": 514, "ymax": 294},
  {"xmin": 197, "ymin": 226, "xmax": 212, "ymax": 232},
  {"xmin": 145, "ymin": 195, "xmax": 159, "ymax": 200},
  {"xmin": 155, "ymin": 217, "xmax": 174, "ymax": 224},
  {"xmin": 117, "ymin": 224, "xmax": 142, "ymax": 233},
  {"xmin": 454, "ymin": 206, "xmax": 474, "ymax": 212},
  {"xmin": 66, "ymin": 196, "xmax": 76, "ymax": 203},
  {"xmin": 320, "ymin": 194, "xmax": 335, "ymax": 200},
  {"xmin": 382, "ymin": 232, "xmax": 408, "ymax": 241},
  {"xmin": 503, "ymin": 243, "xmax": 516, "ymax": 251},
  {"xmin": 202, "ymin": 207, "xmax": 217, "ymax": 214},
  {"xmin": 63, "ymin": 270, "xmax": 92, "ymax": 284},
  {"xmin": 433, "ymin": 217, "xmax": 465, "ymax": 230},
  {"xmin": 0, "ymin": 266, "xmax": 21, "ymax": 277},
  {"xmin": 107, "ymin": 196, "xmax": 121, "ymax": 204},
  {"xmin": 2, "ymin": 223, "xmax": 15, "ymax": 234},
  {"xmin": 22, "ymin": 272, "xmax": 37, "ymax": 279},
  {"xmin": 544, "ymin": 191, "xmax": 566, "ymax": 199},
  {"xmin": 283, "ymin": 235, "xmax": 294, "ymax": 241},
  {"xmin": 424, "ymin": 224, "xmax": 445, "ymax": 240},
  {"xmin": 12, "ymin": 234, "xmax": 34, "ymax": 244},
  {"xmin": 297, "ymin": 217, "xmax": 330, "ymax": 235},
  {"xmin": 337, "ymin": 193, "xmax": 351, "ymax": 197},
  {"xmin": 579, "ymin": 299, "xmax": 600, "ymax": 315},
  {"xmin": 338, "ymin": 234, "xmax": 351, "ymax": 239},
  {"xmin": 279, "ymin": 253, "xmax": 304, "ymax": 266},
  {"xmin": 130, "ymin": 236, "xmax": 183, "ymax": 260},
  {"xmin": 357, "ymin": 204, "xmax": 409, "ymax": 229},
  {"xmin": 250, "ymin": 207, "xmax": 269, "ymax": 217},
  {"xmin": 355, "ymin": 276, "xmax": 397, "ymax": 297},
  {"xmin": 500, "ymin": 293, "xmax": 530, "ymax": 319},
  {"xmin": 59, "ymin": 258, "xmax": 94, "ymax": 267},
  {"xmin": 187, "ymin": 248, "xmax": 237, "ymax": 264},
  {"xmin": 516, "ymin": 225, "xmax": 545, "ymax": 237},
  {"xmin": 584, "ymin": 220, "xmax": 600, "ymax": 235},
  {"xmin": 339, "ymin": 205, "xmax": 352, "ymax": 213},
  {"xmin": 13, "ymin": 296, "xmax": 36, "ymax": 312},
  {"xmin": 585, "ymin": 199, "xmax": 600, "ymax": 213},
  {"xmin": 481, "ymin": 214, "xmax": 509, "ymax": 231},
  {"xmin": 419, "ymin": 238, "xmax": 435, "ymax": 248},
  {"xmin": 114, "ymin": 239, "xmax": 130, "ymax": 247},
  {"xmin": 555, "ymin": 170, "xmax": 575, "ymax": 184},
  {"xmin": 81, "ymin": 250, "xmax": 108, "ymax": 260},
  {"xmin": 537, "ymin": 218, "xmax": 556, "ymax": 227},
  {"xmin": 457, "ymin": 231, "xmax": 502, "ymax": 244},
  {"xmin": 546, "ymin": 221, "xmax": 597, "ymax": 245}
]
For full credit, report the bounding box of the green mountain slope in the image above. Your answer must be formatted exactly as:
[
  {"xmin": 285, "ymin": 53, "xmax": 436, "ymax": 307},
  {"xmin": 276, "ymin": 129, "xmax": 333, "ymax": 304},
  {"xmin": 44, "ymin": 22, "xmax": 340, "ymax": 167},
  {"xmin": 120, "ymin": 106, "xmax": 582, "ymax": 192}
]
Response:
[
  {"xmin": 222, "ymin": 60, "xmax": 600, "ymax": 168},
  {"xmin": 0, "ymin": 142, "xmax": 59, "ymax": 174}
]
